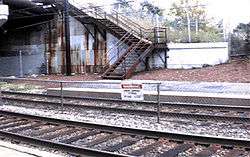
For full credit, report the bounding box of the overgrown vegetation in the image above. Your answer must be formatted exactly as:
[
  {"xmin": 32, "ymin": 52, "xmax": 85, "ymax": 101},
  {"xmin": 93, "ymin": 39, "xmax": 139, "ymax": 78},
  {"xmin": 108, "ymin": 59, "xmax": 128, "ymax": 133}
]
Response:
[
  {"xmin": 0, "ymin": 82, "xmax": 43, "ymax": 92},
  {"xmin": 113, "ymin": 0, "xmax": 164, "ymax": 29},
  {"xmin": 114, "ymin": 0, "xmax": 223, "ymax": 43},
  {"xmin": 231, "ymin": 22, "xmax": 250, "ymax": 56}
]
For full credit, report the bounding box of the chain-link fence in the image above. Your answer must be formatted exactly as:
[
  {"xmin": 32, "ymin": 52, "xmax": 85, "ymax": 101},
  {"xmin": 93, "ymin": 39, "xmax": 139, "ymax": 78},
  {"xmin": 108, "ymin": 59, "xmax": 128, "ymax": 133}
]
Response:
[
  {"xmin": 1, "ymin": 77, "xmax": 250, "ymax": 124},
  {"xmin": 0, "ymin": 50, "xmax": 46, "ymax": 77},
  {"xmin": 0, "ymin": 78, "xmax": 162, "ymax": 122}
]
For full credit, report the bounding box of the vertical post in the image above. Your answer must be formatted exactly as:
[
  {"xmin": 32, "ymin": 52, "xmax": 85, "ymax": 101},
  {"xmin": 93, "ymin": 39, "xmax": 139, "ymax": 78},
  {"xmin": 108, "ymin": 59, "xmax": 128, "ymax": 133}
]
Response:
[
  {"xmin": 64, "ymin": 0, "xmax": 71, "ymax": 76},
  {"xmin": 116, "ymin": 12, "xmax": 119, "ymax": 25},
  {"xmin": 195, "ymin": 18, "xmax": 199, "ymax": 35},
  {"xmin": 104, "ymin": 12, "xmax": 107, "ymax": 19},
  {"xmin": 156, "ymin": 83, "xmax": 161, "ymax": 123},
  {"xmin": 60, "ymin": 82, "xmax": 64, "ymax": 107},
  {"xmin": 154, "ymin": 28, "xmax": 157, "ymax": 43},
  {"xmin": 145, "ymin": 57, "xmax": 149, "ymax": 71},
  {"xmin": 94, "ymin": 7, "xmax": 97, "ymax": 18},
  {"xmin": 164, "ymin": 50, "xmax": 167, "ymax": 68},
  {"xmin": 19, "ymin": 51, "xmax": 24, "ymax": 78},
  {"xmin": 186, "ymin": 11, "xmax": 191, "ymax": 43},
  {"xmin": 140, "ymin": 29, "xmax": 142, "ymax": 39},
  {"xmin": 185, "ymin": 1, "xmax": 192, "ymax": 43},
  {"xmin": 165, "ymin": 28, "xmax": 167, "ymax": 43},
  {"xmin": 124, "ymin": 55, "xmax": 126, "ymax": 74},
  {"xmin": 117, "ymin": 47, "xmax": 120, "ymax": 58},
  {"xmin": 156, "ymin": 14, "xmax": 160, "ymax": 43}
]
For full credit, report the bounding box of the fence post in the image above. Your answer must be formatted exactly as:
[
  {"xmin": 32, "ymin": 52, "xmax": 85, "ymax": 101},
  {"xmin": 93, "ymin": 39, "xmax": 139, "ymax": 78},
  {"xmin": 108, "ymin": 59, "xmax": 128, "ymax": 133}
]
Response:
[
  {"xmin": 104, "ymin": 12, "xmax": 107, "ymax": 19},
  {"xmin": 165, "ymin": 28, "xmax": 167, "ymax": 43},
  {"xmin": 154, "ymin": 28, "xmax": 157, "ymax": 43},
  {"xmin": 60, "ymin": 82, "xmax": 64, "ymax": 107},
  {"xmin": 156, "ymin": 83, "xmax": 161, "ymax": 123},
  {"xmin": 19, "ymin": 50, "xmax": 24, "ymax": 78},
  {"xmin": 116, "ymin": 12, "xmax": 119, "ymax": 25},
  {"xmin": 95, "ymin": 8, "xmax": 97, "ymax": 18}
]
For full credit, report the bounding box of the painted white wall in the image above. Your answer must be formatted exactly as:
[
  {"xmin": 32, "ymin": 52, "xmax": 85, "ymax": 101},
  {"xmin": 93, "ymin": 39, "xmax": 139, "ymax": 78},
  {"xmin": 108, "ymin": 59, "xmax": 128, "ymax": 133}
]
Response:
[{"xmin": 149, "ymin": 42, "xmax": 229, "ymax": 69}]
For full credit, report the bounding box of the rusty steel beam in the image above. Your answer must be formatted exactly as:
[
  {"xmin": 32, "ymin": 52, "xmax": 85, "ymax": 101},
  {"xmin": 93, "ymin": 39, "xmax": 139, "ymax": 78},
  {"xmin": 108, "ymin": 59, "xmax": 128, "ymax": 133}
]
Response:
[{"xmin": 64, "ymin": 0, "xmax": 71, "ymax": 76}]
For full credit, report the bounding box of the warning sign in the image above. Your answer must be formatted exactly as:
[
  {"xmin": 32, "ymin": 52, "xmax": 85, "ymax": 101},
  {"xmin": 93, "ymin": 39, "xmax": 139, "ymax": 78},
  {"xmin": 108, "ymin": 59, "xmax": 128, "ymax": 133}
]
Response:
[{"xmin": 121, "ymin": 82, "xmax": 144, "ymax": 101}]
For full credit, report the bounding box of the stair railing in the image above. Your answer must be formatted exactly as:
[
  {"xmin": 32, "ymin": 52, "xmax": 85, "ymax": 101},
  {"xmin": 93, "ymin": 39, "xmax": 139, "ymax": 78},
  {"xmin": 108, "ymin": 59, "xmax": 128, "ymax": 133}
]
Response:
[
  {"xmin": 104, "ymin": 31, "xmax": 134, "ymax": 67},
  {"xmin": 126, "ymin": 44, "xmax": 154, "ymax": 78},
  {"xmin": 52, "ymin": 1, "xmax": 168, "ymax": 44},
  {"xmin": 108, "ymin": 39, "xmax": 143, "ymax": 69},
  {"xmin": 102, "ymin": 39, "xmax": 144, "ymax": 76},
  {"xmin": 77, "ymin": 6, "xmax": 151, "ymax": 41}
]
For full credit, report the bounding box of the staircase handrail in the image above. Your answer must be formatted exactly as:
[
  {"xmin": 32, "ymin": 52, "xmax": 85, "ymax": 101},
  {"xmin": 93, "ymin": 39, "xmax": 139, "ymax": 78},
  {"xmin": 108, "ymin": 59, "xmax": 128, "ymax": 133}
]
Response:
[
  {"xmin": 107, "ymin": 39, "xmax": 143, "ymax": 68},
  {"xmin": 104, "ymin": 31, "xmax": 134, "ymax": 67},
  {"xmin": 102, "ymin": 39, "xmax": 144, "ymax": 77},
  {"xmin": 78, "ymin": 6, "xmax": 153, "ymax": 41},
  {"xmin": 126, "ymin": 44, "xmax": 154, "ymax": 78}
]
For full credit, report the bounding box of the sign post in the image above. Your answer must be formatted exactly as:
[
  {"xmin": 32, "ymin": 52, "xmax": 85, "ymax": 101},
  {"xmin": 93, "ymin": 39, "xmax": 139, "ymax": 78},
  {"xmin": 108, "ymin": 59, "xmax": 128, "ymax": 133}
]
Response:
[
  {"xmin": 121, "ymin": 81, "xmax": 144, "ymax": 101},
  {"xmin": 121, "ymin": 81, "xmax": 162, "ymax": 123}
]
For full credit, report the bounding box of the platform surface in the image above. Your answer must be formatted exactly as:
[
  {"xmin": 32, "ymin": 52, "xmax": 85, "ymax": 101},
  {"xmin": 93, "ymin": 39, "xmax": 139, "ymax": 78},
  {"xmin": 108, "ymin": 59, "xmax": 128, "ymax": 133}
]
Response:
[
  {"xmin": 0, "ymin": 140, "xmax": 64, "ymax": 157},
  {"xmin": 0, "ymin": 146, "xmax": 36, "ymax": 157},
  {"xmin": 65, "ymin": 80, "xmax": 250, "ymax": 95},
  {"xmin": 47, "ymin": 80, "xmax": 250, "ymax": 106}
]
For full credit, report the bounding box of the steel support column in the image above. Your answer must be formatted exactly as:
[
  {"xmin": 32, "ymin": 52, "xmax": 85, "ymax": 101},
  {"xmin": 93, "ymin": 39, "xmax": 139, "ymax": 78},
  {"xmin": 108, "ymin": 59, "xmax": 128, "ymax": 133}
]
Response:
[
  {"xmin": 164, "ymin": 49, "xmax": 167, "ymax": 68},
  {"xmin": 64, "ymin": 0, "xmax": 71, "ymax": 76}
]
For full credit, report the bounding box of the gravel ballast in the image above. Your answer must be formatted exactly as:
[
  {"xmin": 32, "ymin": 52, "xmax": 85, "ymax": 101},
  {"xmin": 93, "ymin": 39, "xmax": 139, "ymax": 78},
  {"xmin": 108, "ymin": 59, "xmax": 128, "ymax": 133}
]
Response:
[{"xmin": 0, "ymin": 102, "xmax": 249, "ymax": 140}]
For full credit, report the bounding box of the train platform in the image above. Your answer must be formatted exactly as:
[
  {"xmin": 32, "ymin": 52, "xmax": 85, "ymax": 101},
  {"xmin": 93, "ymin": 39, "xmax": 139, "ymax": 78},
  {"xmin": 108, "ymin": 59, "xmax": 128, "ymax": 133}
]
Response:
[
  {"xmin": 0, "ymin": 140, "xmax": 65, "ymax": 157},
  {"xmin": 47, "ymin": 80, "xmax": 250, "ymax": 106}
]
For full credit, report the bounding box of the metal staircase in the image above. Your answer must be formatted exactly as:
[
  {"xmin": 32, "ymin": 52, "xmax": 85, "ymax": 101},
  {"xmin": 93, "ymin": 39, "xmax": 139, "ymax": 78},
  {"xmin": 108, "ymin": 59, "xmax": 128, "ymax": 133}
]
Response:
[{"xmin": 37, "ymin": 0, "xmax": 168, "ymax": 79}]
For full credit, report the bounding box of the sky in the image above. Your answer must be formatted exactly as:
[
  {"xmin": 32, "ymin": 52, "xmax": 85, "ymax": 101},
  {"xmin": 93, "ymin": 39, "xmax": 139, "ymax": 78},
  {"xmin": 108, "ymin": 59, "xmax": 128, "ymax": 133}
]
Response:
[{"xmin": 72, "ymin": 0, "xmax": 250, "ymax": 29}]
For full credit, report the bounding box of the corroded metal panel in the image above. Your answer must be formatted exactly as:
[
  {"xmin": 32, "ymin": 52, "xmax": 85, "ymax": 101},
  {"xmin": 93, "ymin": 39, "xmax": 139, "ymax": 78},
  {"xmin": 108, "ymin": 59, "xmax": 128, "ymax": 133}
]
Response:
[{"xmin": 0, "ymin": 14, "xmax": 111, "ymax": 76}]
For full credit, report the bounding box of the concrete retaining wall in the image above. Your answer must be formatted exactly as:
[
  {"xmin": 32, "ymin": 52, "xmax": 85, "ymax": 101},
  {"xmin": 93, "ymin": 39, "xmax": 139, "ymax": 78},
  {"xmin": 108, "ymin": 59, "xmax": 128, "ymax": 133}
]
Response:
[{"xmin": 149, "ymin": 42, "xmax": 229, "ymax": 69}]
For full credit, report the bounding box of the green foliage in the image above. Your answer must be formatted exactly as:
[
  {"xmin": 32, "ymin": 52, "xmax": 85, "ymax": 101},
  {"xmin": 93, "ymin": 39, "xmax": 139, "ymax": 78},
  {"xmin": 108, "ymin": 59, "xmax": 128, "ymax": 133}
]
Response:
[
  {"xmin": 114, "ymin": 0, "xmax": 132, "ymax": 12},
  {"xmin": 168, "ymin": 29, "xmax": 222, "ymax": 43},
  {"xmin": 231, "ymin": 22, "xmax": 250, "ymax": 55},
  {"xmin": 0, "ymin": 83, "xmax": 41, "ymax": 92},
  {"xmin": 115, "ymin": 0, "xmax": 131, "ymax": 8},
  {"xmin": 141, "ymin": 1, "xmax": 164, "ymax": 16},
  {"xmin": 166, "ymin": 0, "xmax": 223, "ymax": 43},
  {"xmin": 169, "ymin": 0, "xmax": 206, "ymax": 26}
]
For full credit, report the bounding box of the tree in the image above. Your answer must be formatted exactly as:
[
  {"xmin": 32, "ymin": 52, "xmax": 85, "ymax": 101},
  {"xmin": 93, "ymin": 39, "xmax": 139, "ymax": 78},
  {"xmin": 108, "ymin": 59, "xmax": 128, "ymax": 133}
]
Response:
[
  {"xmin": 231, "ymin": 23, "xmax": 250, "ymax": 56},
  {"xmin": 113, "ymin": 0, "xmax": 132, "ymax": 14},
  {"xmin": 141, "ymin": 1, "xmax": 164, "ymax": 16},
  {"xmin": 167, "ymin": 0, "xmax": 223, "ymax": 43}
]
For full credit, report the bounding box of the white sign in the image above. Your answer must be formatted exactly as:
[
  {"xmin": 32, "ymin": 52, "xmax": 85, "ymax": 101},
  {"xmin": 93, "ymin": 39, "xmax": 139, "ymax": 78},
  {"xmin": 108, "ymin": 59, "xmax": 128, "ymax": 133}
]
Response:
[{"xmin": 121, "ymin": 82, "xmax": 144, "ymax": 101}]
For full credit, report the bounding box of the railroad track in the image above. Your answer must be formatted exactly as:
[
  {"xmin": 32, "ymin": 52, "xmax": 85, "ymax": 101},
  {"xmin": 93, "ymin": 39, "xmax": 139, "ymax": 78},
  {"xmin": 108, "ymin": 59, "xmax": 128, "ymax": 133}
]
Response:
[
  {"xmin": 0, "ymin": 110, "xmax": 249, "ymax": 157},
  {"xmin": 1, "ymin": 91, "xmax": 250, "ymax": 123}
]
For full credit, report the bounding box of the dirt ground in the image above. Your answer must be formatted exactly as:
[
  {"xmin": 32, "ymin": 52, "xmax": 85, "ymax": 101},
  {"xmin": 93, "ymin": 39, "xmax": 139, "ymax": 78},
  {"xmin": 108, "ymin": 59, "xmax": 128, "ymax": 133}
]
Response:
[
  {"xmin": 132, "ymin": 58, "xmax": 250, "ymax": 83},
  {"xmin": 36, "ymin": 74, "xmax": 101, "ymax": 81},
  {"xmin": 34, "ymin": 58, "xmax": 250, "ymax": 83}
]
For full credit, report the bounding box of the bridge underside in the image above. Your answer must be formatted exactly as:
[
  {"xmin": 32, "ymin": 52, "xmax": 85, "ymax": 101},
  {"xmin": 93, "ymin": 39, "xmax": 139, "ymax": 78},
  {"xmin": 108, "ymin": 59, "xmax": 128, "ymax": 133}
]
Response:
[{"xmin": 0, "ymin": 0, "xmax": 169, "ymax": 79}]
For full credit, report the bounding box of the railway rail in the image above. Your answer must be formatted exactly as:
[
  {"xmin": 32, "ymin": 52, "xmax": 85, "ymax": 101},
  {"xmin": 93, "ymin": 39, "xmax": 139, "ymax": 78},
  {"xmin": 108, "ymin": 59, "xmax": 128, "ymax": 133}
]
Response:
[
  {"xmin": 1, "ymin": 91, "xmax": 250, "ymax": 123},
  {"xmin": 0, "ymin": 110, "xmax": 249, "ymax": 157}
]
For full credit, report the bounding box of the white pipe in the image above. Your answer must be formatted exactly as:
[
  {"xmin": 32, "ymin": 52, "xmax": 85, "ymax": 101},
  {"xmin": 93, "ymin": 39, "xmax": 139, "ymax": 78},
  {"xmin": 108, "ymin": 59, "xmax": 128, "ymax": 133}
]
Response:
[{"xmin": 0, "ymin": 4, "xmax": 9, "ymax": 27}]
